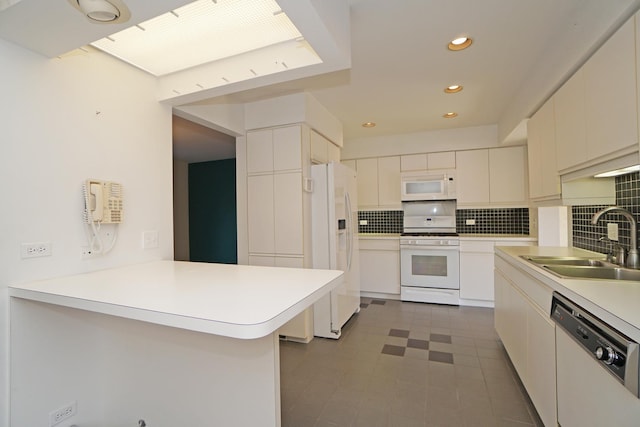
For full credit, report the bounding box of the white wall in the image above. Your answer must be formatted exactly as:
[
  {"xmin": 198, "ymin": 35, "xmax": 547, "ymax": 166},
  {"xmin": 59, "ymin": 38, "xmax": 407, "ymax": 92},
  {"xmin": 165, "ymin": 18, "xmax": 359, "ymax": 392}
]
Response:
[
  {"xmin": 0, "ymin": 39, "xmax": 174, "ymax": 426},
  {"xmin": 341, "ymin": 124, "xmax": 499, "ymax": 159}
]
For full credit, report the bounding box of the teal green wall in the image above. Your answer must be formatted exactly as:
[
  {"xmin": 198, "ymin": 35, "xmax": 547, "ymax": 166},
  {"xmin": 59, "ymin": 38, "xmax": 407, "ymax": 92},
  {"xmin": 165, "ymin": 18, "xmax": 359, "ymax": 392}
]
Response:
[{"xmin": 188, "ymin": 159, "xmax": 237, "ymax": 264}]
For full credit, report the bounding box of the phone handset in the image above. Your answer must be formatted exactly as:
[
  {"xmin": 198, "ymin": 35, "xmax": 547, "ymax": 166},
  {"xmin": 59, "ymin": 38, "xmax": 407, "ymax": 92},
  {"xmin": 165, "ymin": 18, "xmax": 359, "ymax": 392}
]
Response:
[{"xmin": 88, "ymin": 181, "xmax": 104, "ymax": 222}]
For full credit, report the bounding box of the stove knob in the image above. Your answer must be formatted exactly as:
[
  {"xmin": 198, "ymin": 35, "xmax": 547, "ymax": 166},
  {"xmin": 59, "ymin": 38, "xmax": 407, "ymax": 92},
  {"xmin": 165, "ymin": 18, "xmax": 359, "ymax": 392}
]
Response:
[{"xmin": 595, "ymin": 346, "xmax": 618, "ymax": 365}]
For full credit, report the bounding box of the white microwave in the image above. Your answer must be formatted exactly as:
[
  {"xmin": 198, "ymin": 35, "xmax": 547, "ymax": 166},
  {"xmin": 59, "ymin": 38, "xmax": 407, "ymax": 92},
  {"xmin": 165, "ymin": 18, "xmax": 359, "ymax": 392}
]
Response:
[{"xmin": 400, "ymin": 170, "xmax": 456, "ymax": 201}]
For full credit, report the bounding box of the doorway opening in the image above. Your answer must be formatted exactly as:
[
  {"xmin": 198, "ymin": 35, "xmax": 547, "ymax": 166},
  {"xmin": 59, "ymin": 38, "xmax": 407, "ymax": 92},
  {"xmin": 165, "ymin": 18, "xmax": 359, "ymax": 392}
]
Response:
[{"xmin": 172, "ymin": 115, "xmax": 237, "ymax": 263}]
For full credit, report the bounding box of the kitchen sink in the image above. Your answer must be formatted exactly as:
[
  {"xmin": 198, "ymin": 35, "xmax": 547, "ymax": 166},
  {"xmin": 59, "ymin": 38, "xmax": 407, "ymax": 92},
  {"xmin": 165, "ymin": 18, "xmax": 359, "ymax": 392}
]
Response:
[
  {"xmin": 543, "ymin": 265, "xmax": 640, "ymax": 281},
  {"xmin": 523, "ymin": 256, "xmax": 609, "ymax": 267},
  {"xmin": 519, "ymin": 255, "xmax": 640, "ymax": 281}
]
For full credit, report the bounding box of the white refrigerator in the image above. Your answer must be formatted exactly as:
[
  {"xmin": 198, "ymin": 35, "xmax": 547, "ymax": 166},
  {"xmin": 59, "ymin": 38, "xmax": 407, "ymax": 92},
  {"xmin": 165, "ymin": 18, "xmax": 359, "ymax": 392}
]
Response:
[{"xmin": 312, "ymin": 162, "xmax": 360, "ymax": 339}]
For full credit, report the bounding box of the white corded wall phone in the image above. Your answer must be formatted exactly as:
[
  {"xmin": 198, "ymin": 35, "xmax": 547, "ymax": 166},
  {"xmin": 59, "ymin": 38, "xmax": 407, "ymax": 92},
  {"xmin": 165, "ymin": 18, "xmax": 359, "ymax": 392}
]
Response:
[{"xmin": 83, "ymin": 179, "xmax": 123, "ymax": 255}]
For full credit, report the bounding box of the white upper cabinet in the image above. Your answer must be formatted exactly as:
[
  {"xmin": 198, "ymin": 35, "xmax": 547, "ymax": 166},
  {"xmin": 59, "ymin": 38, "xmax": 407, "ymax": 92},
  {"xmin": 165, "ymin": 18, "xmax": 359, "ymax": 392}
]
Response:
[
  {"xmin": 247, "ymin": 126, "xmax": 303, "ymax": 173},
  {"xmin": 489, "ymin": 146, "xmax": 528, "ymax": 205},
  {"xmin": 528, "ymin": 98, "xmax": 560, "ymax": 199},
  {"xmin": 356, "ymin": 158, "xmax": 379, "ymax": 208},
  {"xmin": 310, "ymin": 130, "xmax": 329, "ymax": 164},
  {"xmin": 354, "ymin": 157, "xmax": 400, "ymax": 209},
  {"xmin": 246, "ymin": 129, "xmax": 274, "ymax": 174},
  {"xmin": 584, "ymin": 16, "xmax": 637, "ymax": 161},
  {"xmin": 553, "ymin": 14, "xmax": 638, "ymax": 174},
  {"xmin": 456, "ymin": 149, "xmax": 490, "ymax": 205},
  {"xmin": 554, "ymin": 69, "xmax": 587, "ymax": 171},
  {"xmin": 400, "ymin": 154, "xmax": 427, "ymax": 172},
  {"xmin": 377, "ymin": 156, "xmax": 401, "ymax": 208},
  {"xmin": 428, "ymin": 151, "xmax": 456, "ymax": 169},
  {"xmin": 400, "ymin": 152, "xmax": 455, "ymax": 172},
  {"xmin": 273, "ymin": 126, "xmax": 302, "ymax": 171}
]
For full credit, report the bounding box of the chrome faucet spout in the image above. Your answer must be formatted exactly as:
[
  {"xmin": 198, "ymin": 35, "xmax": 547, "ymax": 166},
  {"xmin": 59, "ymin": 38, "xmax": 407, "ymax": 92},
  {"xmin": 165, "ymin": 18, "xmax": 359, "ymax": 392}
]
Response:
[{"xmin": 591, "ymin": 206, "xmax": 639, "ymax": 269}]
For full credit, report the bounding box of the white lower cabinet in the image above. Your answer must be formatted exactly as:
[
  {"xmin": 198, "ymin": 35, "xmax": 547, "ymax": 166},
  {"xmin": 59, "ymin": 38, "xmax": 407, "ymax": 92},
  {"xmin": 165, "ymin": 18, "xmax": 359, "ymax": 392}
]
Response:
[
  {"xmin": 494, "ymin": 255, "xmax": 557, "ymax": 427},
  {"xmin": 359, "ymin": 237, "xmax": 400, "ymax": 297},
  {"xmin": 459, "ymin": 239, "xmax": 534, "ymax": 306}
]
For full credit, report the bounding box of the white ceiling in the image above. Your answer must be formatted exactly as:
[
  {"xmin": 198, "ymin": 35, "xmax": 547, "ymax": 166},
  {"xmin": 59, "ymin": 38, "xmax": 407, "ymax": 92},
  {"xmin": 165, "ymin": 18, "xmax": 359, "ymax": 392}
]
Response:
[{"xmin": 2, "ymin": 0, "xmax": 640, "ymax": 162}]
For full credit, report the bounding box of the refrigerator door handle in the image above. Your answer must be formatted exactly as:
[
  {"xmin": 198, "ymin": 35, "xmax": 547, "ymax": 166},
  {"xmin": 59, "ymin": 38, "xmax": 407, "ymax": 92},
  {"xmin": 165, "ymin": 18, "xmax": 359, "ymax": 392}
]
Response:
[{"xmin": 345, "ymin": 191, "xmax": 353, "ymax": 272}]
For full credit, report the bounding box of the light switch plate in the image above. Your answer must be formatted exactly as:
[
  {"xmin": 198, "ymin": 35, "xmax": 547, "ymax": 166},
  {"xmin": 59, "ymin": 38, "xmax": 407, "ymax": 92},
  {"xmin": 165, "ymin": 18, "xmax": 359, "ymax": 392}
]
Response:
[{"xmin": 607, "ymin": 223, "xmax": 619, "ymax": 241}]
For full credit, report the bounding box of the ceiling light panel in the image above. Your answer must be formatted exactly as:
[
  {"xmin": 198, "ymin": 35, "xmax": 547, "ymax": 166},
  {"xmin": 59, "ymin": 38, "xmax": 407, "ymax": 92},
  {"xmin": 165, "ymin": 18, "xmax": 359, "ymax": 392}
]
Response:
[{"xmin": 90, "ymin": 0, "xmax": 306, "ymax": 76}]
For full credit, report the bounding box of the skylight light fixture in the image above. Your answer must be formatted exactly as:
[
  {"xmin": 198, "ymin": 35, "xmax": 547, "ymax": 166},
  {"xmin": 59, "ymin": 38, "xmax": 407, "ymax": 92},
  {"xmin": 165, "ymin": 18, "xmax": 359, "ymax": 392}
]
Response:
[{"xmin": 89, "ymin": 0, "xmax": 316, "ymax": 76}]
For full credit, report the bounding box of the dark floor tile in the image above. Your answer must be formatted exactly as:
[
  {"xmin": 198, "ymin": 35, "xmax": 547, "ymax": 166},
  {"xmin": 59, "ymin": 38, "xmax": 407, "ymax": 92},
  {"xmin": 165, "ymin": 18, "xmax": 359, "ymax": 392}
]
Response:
[
  {"xmin": 430, "ymin": 333, "xmax": 452, "ymax": 344},
  {"xmin": 360, "ymin": 303, "xmax": 370, "ymax": 308},
  {"xmin": 371, "ymin": 299, "xmax": 387, "ymax": 305},
  {"xmin": 429, "ymin": 350, "xmax": 454, "ymax": 364},
  {"xmin": 389, "ymin": 328, "xmax": 410, "ymax": 338},
  {"xmin": 382, "ymin": 344, "xmax": 406, "ymax": 357},
  {"xmin": 407, "ymin": 338, "xmax": 429, "ymax": 350}
]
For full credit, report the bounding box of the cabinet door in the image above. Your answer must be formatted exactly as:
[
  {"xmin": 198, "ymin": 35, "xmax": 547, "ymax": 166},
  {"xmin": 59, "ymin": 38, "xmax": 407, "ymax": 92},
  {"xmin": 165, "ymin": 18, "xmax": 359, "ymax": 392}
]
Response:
[
  {"xmin": 527, "ymin": 99, "xmax": 559, "ymax": 199},
  {"xmin": 247, "ymin": 175, "xmax": 274, "ymax": 253},
  {"xmin": 247, "ymin": 129, "xmax": 273, "ymax": 174},
  {"xmin": 526, "ymin": 303, "xmax": 558, "ymax": 427},
  {"xmin": 274, "ymin": 172, "xmax": 303, "ymax": 255},
  {"xmin": 400, "ymin": 154, "xmax": 427, "ymax": 172},
  {"xmin": 554, "ymin": 70, "xmax": 587, "ymax": 171},
  {"xmin": 489, "ymin": 146, "xmax": 527, "ymax": 205},
  {"xmin": 456, "ymin": 149, "xmax": 489, "ymax": 205},
  {"xmin": 459, "ymin": 250, "xmax": 494, "ymax": 301},
  {"xmin": 494, "ymin": 270, "xmax": 527, "ymax": 379},
  {"xmin": 359, "ymin": 249, "xmax": 400, "ymax": 294},
  {"xmin": 377, "ymin": 156, "xmax": 401, "ymax": 207},
  {"xmin": 428, "ymin": 151, "xmax": 455, "ymax": 169},
  {"xmin": 327, "ymin": 142, "xmax": 340, "ymax": 162},
  {"xmin": 584, "ymin": 17, "xmax": 637, "ymax": 160},
  {"xmin": 273, "ymin": 126, "xmax": 302, "ymax": 171},
  {"xmin": 310, "ymin": 130, "xmax": 329, "ymax": 164},
  {"xmin": 356, "ymin": 158, "xmax": 379, "ymax": 208}
]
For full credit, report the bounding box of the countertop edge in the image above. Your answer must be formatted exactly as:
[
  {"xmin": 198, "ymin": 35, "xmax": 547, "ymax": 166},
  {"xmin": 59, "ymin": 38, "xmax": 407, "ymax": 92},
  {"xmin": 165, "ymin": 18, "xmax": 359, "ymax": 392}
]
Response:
[
  {"xmin": 9, "ymin": 261, "xmax": 344, "ymax": 340},
  {"xmin": 495, "ymin": 246, "xmax": 640, "ymax": 341}
]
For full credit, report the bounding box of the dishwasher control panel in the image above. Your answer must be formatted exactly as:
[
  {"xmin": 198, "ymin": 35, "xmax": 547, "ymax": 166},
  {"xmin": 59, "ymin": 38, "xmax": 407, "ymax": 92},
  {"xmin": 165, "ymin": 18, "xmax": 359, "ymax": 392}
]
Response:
[{"xmin": 551, "ymin": 292, "xmax": 640, "ymax": 398}]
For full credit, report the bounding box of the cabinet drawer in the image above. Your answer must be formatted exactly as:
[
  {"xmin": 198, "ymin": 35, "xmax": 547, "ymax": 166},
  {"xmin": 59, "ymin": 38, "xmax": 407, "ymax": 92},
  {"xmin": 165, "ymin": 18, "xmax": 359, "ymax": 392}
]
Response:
[
  {"xmin": 359, "ymin": 238, "xmax": 400, "ymax": 251},
  {"xmin": 459, "ymin": 240, "xmax": 494, "ymax": 253}
]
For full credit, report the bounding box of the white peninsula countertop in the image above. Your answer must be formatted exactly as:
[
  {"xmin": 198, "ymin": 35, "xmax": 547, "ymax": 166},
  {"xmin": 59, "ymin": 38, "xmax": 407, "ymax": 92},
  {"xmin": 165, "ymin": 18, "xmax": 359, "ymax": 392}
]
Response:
[
  {"xmin": 9, "ymin": 260, "xmax": 344, "ymax": 339},
  {"xmin": 10, "ymin": 260, "xmax": 344, "ymax": 427}
]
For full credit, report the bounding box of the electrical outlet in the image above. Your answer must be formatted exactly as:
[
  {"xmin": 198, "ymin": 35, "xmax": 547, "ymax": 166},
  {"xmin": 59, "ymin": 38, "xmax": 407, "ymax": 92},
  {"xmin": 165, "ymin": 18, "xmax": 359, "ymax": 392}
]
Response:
[
  {"xmin": 142, "ymin": 230, "xmax": 159, "ymax": 249},
  {"xmin": 465, "ymin": 219, "xmax": 476, "ymax": 225},
  {"xmin": 21, "ymin": 241, "xmax": 52, "ymax": 258},
  {"xmin": 607, "ymin": 223, "xmax": 619, "ymax": 241},
  {"xmin": 359, "ymin": 220, "xmax": 368, "ymax": 226},
  {"xmin": 49, "ymin": 401, "xmax": 76, "ymax": 426}
]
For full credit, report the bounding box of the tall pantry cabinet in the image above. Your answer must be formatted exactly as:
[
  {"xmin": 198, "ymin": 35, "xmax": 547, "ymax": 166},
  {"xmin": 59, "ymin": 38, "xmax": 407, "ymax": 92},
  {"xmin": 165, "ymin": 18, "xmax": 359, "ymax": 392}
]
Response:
[
  {"xmin": 246, "ymin": 124, "xmax": 341, "ymax": 342},
  {"xmin": 246, "ymin": 125, "xmax": 310, "ymax": 268}
]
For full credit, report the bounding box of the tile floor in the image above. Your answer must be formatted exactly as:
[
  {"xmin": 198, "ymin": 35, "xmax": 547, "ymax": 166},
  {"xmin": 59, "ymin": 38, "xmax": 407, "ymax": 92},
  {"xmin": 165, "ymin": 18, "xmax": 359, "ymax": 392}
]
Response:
[{"xmin": 280, "ymin": 298, "xmax": 544, "ymax": 427}]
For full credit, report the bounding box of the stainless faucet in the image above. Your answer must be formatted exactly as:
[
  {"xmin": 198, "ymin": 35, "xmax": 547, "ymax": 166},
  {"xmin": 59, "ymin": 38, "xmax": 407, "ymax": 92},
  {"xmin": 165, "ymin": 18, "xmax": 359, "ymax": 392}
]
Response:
[{"xmin": 591, "ymin": 206, "xmax": 639, "ymax": 269}]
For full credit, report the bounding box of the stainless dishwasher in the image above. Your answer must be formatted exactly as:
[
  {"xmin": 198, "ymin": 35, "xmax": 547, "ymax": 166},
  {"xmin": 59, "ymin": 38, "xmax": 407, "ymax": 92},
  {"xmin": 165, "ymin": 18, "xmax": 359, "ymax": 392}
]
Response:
[{"xmin": 551, "ymin": 292, "xmax": 640, "ymax": 426}]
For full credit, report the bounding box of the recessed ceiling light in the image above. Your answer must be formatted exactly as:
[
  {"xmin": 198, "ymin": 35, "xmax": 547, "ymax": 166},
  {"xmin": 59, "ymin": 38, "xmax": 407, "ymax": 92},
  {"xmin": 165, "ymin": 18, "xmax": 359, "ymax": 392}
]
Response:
[
  {"xmin": 448, "ymin": 36, "xmax": 473, "ymax": 51},
  {"xmin": 67, "ymin": 0, "xmax": 130, "ymax": 24},
  {"xmin": 444, "ymin": 85, "xmax": 463, "ymax": 93},
  {"xmin": 443, "ymin": 112, "xmax": 458, "ymax": 119},
  {"xmin": 362, "ymin": 122, "xmax": 376, "ymax": 128}
]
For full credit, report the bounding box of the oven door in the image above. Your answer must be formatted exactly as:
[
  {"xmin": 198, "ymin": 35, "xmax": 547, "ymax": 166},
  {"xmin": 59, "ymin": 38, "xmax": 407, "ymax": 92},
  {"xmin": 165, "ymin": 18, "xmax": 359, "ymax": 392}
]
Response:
[{"xmin": 400, "ymin": 246, "xmax": 460, "ymax": 289}]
